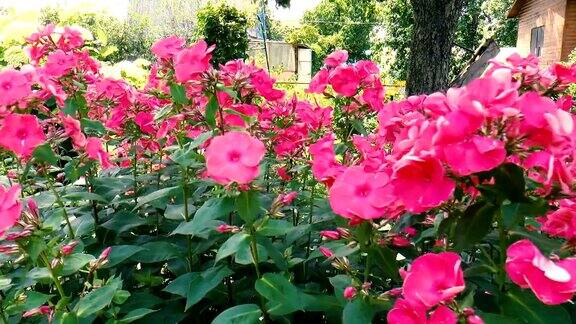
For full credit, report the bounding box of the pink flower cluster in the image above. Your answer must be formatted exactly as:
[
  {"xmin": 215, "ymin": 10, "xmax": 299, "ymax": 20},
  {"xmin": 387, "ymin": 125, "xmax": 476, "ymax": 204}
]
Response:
[
  {"xmin": 388, "ymin": 252, "xmax": 467, "ymax": 324},
  {"xmin": 308, "ymin": 53, "xmax": 576, "ymax": 221}
]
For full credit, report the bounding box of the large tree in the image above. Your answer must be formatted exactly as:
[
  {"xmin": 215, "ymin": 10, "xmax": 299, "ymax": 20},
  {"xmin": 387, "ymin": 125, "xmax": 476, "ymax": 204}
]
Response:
[
  {"xmin": 405, "ymin": 0, "xmax": 465, "ymax": 95},
  {"xmin": 380, "ymin": 0, "xmax": 517, "ymax": 94}
]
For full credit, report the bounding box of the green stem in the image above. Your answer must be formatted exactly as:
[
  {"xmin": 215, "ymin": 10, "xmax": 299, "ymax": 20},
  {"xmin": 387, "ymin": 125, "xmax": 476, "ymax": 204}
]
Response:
[
  {"xmin": 364, "ymin": 249, "xmax": 372, "ymax": 283},
  {"xmin": 87, "ymin": 170, "xmax": 99, "ymax": 224},
  {"xmin": 40, "ymin": 253, "xmax": 66, "ymax": 301},
  {"xmin": 132, "ymin": 150, "xmax": 138, "ymax": 205},
  {"xmin": 305, "ymin": 183, "xmax": 316, "ymax": 259},
  {"xmin": 47, "ymin": 179, "xmax": 75, "ymax": 239},
  {"xmin": 497, "ymin": 210, "xmax": 507, "ymax": 291},
  {"xmin": 249, "ymin": 227, "xmax": 262, "ymax": 279},
  {"xmin": 181, "ymin": 166, "xmax": 193, "ymax": 271},
  {"xmin": 0, "ymin": 311, "xmax": 7, "ymax": 324}
]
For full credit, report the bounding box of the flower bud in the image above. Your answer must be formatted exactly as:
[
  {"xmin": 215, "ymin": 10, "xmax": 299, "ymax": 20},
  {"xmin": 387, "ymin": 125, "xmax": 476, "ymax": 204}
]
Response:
[
  {"xmin": 61, "ymin": 241, "xmax": 79, "ymax": 256},
  {"xmin": 319, "ymin": 246, "xmax": 334, "ymax": 258},
  {"xmin": 343, "ymin": 286, "xmax": 357, "ymax": 300},
  {"xmin": 216, "ymin": 224, "xmax": 234, "ymax": 233},
  {"xmin": 467, "ymin": 315, "xmax": 484, "ymax": 324},
  {"xmin": 462, "ymin": 307, "xmax": 475, "ymax": 316},
  {"xmin": 5, "ymin": 230, "xmax": 32, "ymax": 241},
  {"xmin": 279, "ymin": 191, "xmax": 298, "ymax": 205},
  {"xmin": 336, "ymin": 227, "xmax": 350, "ymax": 238},
  {"xmin": 7, "ymin": 170, "xmax": 17, "ymax": 179},
  {"xmin": 320, "ymin": 230, "xmax": 340, "ymax": 240},
  {"xmin": 27, "ymin": 199, "xmax": 39, "ymax": 217},
  {"xmin": 98, "ymin": 247, "xmax": 112, "ymax": 262},
  {"xmin": 51, "ymin": 258, "xmax": 62, "ymax": 269},
  {"xmin": 391, "ymin": 235, "xmax": 411, "ymax": 247},
  {"xmin": 361, "ymin": 281, "xmax": 372, "ymax": 291},
  {"xmin": 23, "ymin": 305, "xmax": 52, "ymax": 318},
  {"xmin": 384, "ymin": 287, "xmax": 403, "ymax": 297}
]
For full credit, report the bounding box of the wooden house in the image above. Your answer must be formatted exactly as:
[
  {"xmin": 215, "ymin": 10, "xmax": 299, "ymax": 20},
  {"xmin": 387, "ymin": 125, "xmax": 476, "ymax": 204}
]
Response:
[{"xmin": 508, "ymin": 0, "xmax": 576, "ymax": 65}]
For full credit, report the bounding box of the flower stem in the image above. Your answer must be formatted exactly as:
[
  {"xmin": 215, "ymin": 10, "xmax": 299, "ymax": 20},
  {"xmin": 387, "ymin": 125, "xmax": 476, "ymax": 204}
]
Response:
[
  {"xmin": 497, "ymin": 210, "xmax": 507, "ymax": 291},
  {"xmin": 305, "ymin": 183, "xmax": 316, "ymax": 259},
  {"xmin": 47, "ymin": 179, "xmax": 75, "ymax": 239},
  {"xmin": 249, "ymin": 227, "xmax": 262, "ymax": 278},
  {"xmin": 181, "ymin": 166, "xmax": 193, "ymax": 271},
  {"xmin": 132, "ymin": 149, "xmax": 138, "ymax": 205},
  {"xmin": 40, "ymin": 253, "xmax": 67, "ymax": 301}
]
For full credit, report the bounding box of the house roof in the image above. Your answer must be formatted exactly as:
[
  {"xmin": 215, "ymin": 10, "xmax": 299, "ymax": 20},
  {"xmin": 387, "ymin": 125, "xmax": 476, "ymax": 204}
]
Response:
[{"xmin": 507, "ymin": 0, "xmax": 526, "ymax": 18}]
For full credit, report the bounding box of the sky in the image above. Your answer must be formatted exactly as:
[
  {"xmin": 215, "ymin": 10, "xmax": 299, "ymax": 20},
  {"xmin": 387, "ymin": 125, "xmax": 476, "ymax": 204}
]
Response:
[
  {"xmin": 0, "ymin": 0, "xmax": 320, "ymax": 23},
  {"xmin": 267, "ymin": 0, "xmax": 321, "ymax": 23},
  {"xmin": 0, "ymin": 0, "xmax": 130, "ymax": 19}
]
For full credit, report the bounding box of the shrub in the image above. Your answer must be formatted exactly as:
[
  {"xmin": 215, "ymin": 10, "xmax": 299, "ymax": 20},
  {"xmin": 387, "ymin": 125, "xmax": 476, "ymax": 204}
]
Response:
[
  {"xmin": 196, "ymin": 3, "xmax": 249, "ymax": 66},
  {"xmin": 1, "ymin": 26, "xmax": 576, "ymax": 324}
]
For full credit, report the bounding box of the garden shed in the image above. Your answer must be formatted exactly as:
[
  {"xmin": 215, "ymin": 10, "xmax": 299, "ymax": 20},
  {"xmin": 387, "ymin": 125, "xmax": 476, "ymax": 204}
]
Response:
[
  {"xmin": 508, "ymin": 0, "xmax": 576, "ymax": 65},
  {"xmin": 248, "ymin": 39, "xmax": 312, "ymax": 82}
]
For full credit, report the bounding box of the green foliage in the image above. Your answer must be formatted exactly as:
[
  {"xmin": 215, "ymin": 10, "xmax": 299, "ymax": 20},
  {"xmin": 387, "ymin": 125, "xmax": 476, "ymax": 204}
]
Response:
[
  {"xmin": 197, "ymin": 3, "xmax": 249, "ymax": 66},
  {"xmin": 287, "ymin": 0, "xmax": 380, "ymax": 72}
]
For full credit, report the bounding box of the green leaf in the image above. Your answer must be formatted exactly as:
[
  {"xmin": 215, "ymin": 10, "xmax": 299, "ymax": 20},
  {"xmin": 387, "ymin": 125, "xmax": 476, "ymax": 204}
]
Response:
[
  {"xmin": 351, "ymin": 119, "xmax": 368, "ymax": 135},
  {"xmin": 169, "ymin": 131, "xmax": 213, "ymax": 167},
  {"xmin": 255, "ymin": 273, "xmax": 304, "ymax": 316},
  {"xmin": 60, "ymin": 254, "xmax": 95, "ymax": 276},
  {"xmin": 329, "ymin": 275, "xmax": 352, "ymax": 305},
  {"xmin": 205, "ymin": 94, "xmax": 218, "ymax": 128},
  {"xmin": 80, "ymin": 118, "xmax": 107, "ymax": 137},
  {"xmin": 502, "ymin": 201, "xmax": 547, "ymax": 230},
  {"xmin": 64, "ymin": 95, "xmax": 87, "ymax": 116},
  {"xmin": 118, "ymin": 308, "xmax": 157, "ymax": 323},
  {"xmin": 95, "ymin": 28, "xmax": 108, "ymax": 45},
  {"xmin": 215, "ymin": 233, "xmax": 250, "ymax": 263},
  {"xmin": 170, "ymin": 83, "xmax": 189, "ymax": 105},
  {"xmin": 101, "ymin": 211, "xmax": 148, "ymax": 234},
  {"xmin": 509, "ymin": 230, "xmax": 563, "ymax": 255},
  {"xmin": 454, "ymin": 201, "xmax": 498, "ymax": 250},
  {"xmin": 368, "ymin": 245, "xmax": 400, "ymax": 281},
  {"xmin": 212, "ymin": 304, "xmax": 262, "ymax": 324},
  {"xmin": 104, "ymin": 245, "xmax": 144, "ymax": 268},
  {"xmin": 99, "ymin": 45, "xmax": 118, "ymax": 58},
  {"xmin": 172, "ymin": 197, "xmax": 235, "ymax": 239},
  {"xmin": 257, "ymin": 235, "xmax": 288, "ymax": 270},
  {"xmin": 113, "ymin": 290, "xmax": 131, "ymax": 304},
  {"xmin": 165, "ymin": 203, "xmax": 195, "ymax": 220},
  {"xmin": 75, "ymin": 281, "xmax": 121, "ymax": 318},
  {"xmin": 216, "ymin": 84, "xmax": 239, "ymax": 100},
  {"xmin": 130, "ymin": 241, "xmax": 181, "ymax": 263},
  {"xmin": 236, "ymin": 191, "xmax": 261, "ymax": 225},
  {"xmin": 60, "ymin": 312, "xmax": 79, "ymax": 324},
  {"xmin": 23, "ymin": 291, "xmax": 53, "ymax": 310},
  {"xmin": 493, "ymin": 163, "xmax": 526, "ymax": 202},
  {"xmin": 163, "ymin": 266, "xmax": 232, "ymax": 310},
  {"xmin": 257, "ymin": 219, "xmax": 293, "ymax": 236},
  {"xmin": 235, "ymin": 242, "xmax": 267, "ymax": 265},
  {"xmin": 63, "ymin": 98, "xmax": 79, "ymax": 115},
  {"xmin": 501, "ymin": 288, "xmax": 571, "ymax": 324},
  {"xmin": 64, "ymin": 160, "xmax": 93, "ymax": 183},
  {"xmin": 33, "ymin": 143, "xmax": 59, "ymax": 166},
  {"xmin": 62, "ymin": 192, "xmax": 108, "ymax": 203},
  {"xmin": 27, "ymin": 237, "xmax": 46, "ymax": 263},
  {"xmin": 342, "ymin": 299, "xmax": 375, "ymax": 324},
  {"xmin": 477, "ymin": 311, "xmax": 520, "ymax": 324},
  {"xmin": 136, "ymin": 186, "xmax": 179, "ymax": 209}
]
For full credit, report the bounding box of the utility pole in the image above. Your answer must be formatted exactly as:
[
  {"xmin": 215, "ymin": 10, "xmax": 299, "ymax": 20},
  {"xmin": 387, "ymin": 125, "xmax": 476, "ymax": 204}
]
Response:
[{"xmin": 257, "ymin": 0, "xmax": 271, "ymax": 71}]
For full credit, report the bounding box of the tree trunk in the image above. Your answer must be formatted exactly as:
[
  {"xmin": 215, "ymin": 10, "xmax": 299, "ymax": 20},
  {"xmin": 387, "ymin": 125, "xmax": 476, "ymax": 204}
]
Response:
[{"xmin": 406, "ymin": 0, "xmax": 465, "ymax": 95}]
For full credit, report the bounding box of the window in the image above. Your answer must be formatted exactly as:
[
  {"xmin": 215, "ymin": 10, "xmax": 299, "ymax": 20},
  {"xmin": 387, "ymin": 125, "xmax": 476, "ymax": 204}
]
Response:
[{"xmin": 530, "ymin": 26, "xmax": 545, "ymax": 56}]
